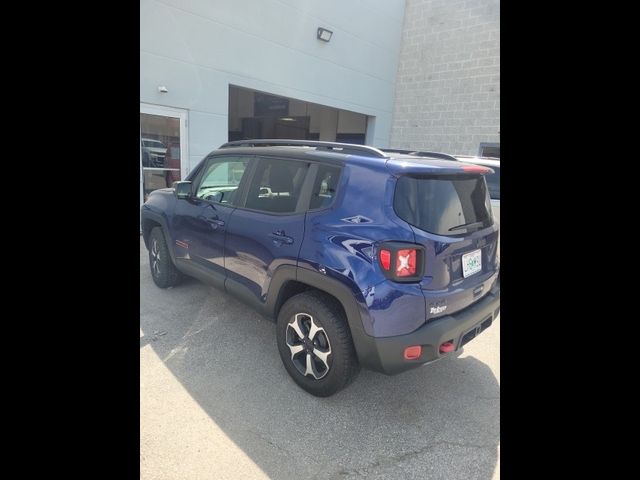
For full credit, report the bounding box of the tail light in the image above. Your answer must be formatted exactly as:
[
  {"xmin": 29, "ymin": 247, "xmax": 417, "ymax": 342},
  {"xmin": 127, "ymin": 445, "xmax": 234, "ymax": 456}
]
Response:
[
  {"xmin": 378, "ymin": 242, "xmax": 425, "ymax": 282},
  {"xmin": 396, "ymin": 249, "xmax": 417, "ymax": 277}
]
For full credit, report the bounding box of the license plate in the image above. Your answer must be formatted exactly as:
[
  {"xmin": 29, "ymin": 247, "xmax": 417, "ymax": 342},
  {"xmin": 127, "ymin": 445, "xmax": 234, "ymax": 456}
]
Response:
[{"xmin": 462, "ymin": 249, "xmax": 482, "ymax": 278}]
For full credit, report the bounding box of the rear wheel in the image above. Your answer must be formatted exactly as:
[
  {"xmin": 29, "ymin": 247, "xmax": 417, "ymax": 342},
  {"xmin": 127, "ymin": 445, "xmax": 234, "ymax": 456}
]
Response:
[
  {"xmin": 148, "ymin": 227, "xmax": 183, "ymax": 288},
  {"xmin": 276, "ymin": 291, "xmax": 360, "ymax": 397}
]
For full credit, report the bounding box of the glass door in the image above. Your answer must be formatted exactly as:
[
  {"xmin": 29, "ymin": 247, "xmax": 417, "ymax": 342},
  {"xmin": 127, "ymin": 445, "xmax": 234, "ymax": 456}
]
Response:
[{"xmin": 140, "ymin": 104, "xmax": 188, "ymax": 206}]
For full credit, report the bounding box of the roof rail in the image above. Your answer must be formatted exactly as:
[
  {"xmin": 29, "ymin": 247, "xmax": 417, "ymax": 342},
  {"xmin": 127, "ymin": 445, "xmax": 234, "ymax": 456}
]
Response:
[
  {"xmin": 381, "ymin": 148, "xmax": 459, "ymax": 162},
  {"xmin": 219, "ymin": 139, "xmax": 388, "ymax": 158}
]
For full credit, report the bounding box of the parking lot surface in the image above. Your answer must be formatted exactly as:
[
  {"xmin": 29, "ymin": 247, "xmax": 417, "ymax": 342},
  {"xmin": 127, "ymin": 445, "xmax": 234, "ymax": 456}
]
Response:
[{"xmin": 140, "ymin": 237, "xmax": 500, "ymax": 479}]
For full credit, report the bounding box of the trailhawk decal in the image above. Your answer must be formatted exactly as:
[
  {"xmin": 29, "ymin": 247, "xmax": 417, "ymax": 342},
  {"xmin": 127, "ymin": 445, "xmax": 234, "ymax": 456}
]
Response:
[{"xmin": 430, "ymin": 305, "xmax": 447, "ymax": 315}]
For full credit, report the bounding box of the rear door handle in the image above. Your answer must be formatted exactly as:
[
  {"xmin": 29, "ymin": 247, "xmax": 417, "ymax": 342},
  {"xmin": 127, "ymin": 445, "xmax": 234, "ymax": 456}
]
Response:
[
  {"xmin": 269, "ymin": 231, "xmax": 294, "ymax": 246},
  {"xmin": 205, "ymin": 218, "xmax": 225, "ymax": 229}
]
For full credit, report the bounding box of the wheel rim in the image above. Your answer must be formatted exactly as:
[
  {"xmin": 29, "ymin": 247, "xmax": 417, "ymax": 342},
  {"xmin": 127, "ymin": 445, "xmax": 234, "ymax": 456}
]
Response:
[
  {"xmin": 150, "ymin": 239, "xmax": 161, "ymax": 276},
  {"xmin": 286, "ymin": 313, "xmax": 332, "ymax": 380}
]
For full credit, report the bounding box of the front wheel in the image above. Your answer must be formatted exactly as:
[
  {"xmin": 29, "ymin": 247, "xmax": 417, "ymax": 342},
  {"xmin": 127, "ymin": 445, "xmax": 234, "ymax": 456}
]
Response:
[
  {"xmin": 148, "ymin": 227, "xmax": 183, "ymax": 288},
  {"xmin": 276, "ymin": 291, "xmax": 360, "ymax": 397}
]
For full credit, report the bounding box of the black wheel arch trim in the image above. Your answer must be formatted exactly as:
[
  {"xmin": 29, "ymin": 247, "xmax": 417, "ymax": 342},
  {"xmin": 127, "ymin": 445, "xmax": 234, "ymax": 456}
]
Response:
[
  {"xmin": 141, "ymin": 209, "xmax": 177, "ymax": 266},
  {"xmin": 267, "ymin": 266, "xmax": 383, "ymax": 371}
]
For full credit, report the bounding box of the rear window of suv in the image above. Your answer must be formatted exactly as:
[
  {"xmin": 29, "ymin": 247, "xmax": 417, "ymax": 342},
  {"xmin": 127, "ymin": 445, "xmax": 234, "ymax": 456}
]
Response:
[{"xmin": 394, "ymin": 175, "xmax": 493, "ymax": 235}]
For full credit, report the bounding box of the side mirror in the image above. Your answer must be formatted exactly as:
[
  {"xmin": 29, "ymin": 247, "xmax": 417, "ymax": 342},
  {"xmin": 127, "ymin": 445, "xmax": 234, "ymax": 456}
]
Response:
[{"xmin": 174, "ymin": 181, "xmax": 192, "ymax": 199}]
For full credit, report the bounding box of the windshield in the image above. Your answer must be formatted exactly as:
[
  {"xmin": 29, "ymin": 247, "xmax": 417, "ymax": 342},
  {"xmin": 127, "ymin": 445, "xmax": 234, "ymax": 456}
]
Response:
[{"xmin": 394, "ymin": 174, "xmax": 493, "ymax": 235}]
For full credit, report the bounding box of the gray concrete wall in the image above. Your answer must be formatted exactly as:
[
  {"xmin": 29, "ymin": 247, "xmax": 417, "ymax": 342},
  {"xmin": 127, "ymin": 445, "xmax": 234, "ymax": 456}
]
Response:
[{"xmin": 390, "ymin": 0, "xmax": 500, "ymax": 155}]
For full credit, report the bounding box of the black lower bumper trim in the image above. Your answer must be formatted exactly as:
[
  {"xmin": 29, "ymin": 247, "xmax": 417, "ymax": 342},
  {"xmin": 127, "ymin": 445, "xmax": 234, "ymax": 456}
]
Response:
[{"xmin": 358, "ymin": 283, "xmax": 500, "ymax": 375}]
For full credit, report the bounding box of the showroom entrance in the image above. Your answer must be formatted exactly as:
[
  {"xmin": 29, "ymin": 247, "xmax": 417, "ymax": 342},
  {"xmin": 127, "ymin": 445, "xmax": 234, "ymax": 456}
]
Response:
[{"xmin": 228, "ymin": 85, "xmax": 368, "ymax": 144}]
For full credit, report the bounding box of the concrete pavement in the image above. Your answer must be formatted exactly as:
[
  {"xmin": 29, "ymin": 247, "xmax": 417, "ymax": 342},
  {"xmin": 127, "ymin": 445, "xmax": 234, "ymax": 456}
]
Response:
[{"xmin": 140, "ymin": 237, "xmax": 500, "ymax": 479}]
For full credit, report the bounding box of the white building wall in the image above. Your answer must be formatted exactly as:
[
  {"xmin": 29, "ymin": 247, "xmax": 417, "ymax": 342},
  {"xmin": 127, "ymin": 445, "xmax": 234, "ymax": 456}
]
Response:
[{"xmin": 140, "ymin": 0, "xmax": 406, "ymax": 173}]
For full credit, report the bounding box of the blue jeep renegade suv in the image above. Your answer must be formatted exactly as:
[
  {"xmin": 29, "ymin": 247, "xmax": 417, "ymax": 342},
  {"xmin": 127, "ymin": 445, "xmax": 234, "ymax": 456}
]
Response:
[{"xmin": 141, "ymin": 139, "xmax": 500, "ymax": 397}]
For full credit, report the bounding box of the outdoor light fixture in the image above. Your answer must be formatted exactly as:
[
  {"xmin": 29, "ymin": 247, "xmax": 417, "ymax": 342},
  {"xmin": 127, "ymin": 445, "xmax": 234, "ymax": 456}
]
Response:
[
  {"xmin": 279, "ymin": 117, "xmax": 296, "ymax": 122},
  {"xmin": 317, "ymin": 27, "xmax": 333, "ymax": 42},
  {"xmin": 158, "ymin": 85, "xmax": 168, "ymax": 93}
]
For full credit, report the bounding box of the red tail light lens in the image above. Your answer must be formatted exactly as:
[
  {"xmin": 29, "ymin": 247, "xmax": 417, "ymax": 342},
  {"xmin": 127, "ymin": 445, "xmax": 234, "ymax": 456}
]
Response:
[
  {"xmin": 379, "ymin": 249, "xmax": 391, "ymax": 270},
  {"xmin": 396, "ymin": 249, "xmax": 417, "ymax": 277}
]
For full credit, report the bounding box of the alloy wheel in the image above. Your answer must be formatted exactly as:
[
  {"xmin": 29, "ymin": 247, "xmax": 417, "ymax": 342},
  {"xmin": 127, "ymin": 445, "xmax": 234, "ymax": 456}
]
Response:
[
  {"xmin": 150, "ymin": 239, "xmax": 161, "ymax": 276},
  {"xmin": 286, "ymin": 313, "xmax": 332, "ymax": 380}
]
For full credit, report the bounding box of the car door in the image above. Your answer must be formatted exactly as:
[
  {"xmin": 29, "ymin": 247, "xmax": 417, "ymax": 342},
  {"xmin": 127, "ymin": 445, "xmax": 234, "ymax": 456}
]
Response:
[
  {"xmin": 224, "ymin": 156, "xmax": 311, "ymax": 304},
  {"xmin": 171, "ymin": 155, "xmax": 252, "ymax": 287}
]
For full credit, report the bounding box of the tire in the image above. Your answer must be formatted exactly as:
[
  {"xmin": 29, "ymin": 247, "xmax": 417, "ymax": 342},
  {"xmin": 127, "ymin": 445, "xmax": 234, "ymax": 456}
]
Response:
[
  {"xmin": 148, "ymin": 227, "xmax": 184, "ymax": 288},
  {"xmin": 277, "ymin": 291, "xmax": 360, "ymax": 397}
]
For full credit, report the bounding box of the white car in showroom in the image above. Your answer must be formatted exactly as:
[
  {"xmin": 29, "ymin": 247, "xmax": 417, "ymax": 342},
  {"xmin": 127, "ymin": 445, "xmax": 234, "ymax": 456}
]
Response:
[
  {"xmin": 141, "ymin": 138, "xmax": 167, "ymax": 168},
  {"xmin": 456, "ymin": 156, "xmax": 500, "ymax": 258}
]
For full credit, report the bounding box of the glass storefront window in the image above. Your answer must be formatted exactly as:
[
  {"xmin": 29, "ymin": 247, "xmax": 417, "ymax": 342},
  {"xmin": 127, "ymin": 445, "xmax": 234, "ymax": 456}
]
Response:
[
  {"xmin": 141, "ymin": 113, "xmax": 181, "ymax": 201},
  {"xmin": 228, "ymin": 85, "xmax": 368, "ymax": 144}
]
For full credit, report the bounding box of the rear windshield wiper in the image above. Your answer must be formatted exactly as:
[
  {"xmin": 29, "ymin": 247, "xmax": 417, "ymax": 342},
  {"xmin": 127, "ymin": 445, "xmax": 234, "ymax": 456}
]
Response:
[{"xmin": 449, "ymin": 221, "xmax": 486, "ymax": 232}]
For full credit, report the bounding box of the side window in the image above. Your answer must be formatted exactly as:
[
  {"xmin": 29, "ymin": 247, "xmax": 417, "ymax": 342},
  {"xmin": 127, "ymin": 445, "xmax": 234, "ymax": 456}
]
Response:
[
  {"xmin": 195, "ymin": 156, "xmax": 249, "ymax": 205},
  {"xmin": 309, "ymin": 165, "xmax": 342, "ymax": 210},
  {"xmin": 244, "ymin": 157, "xmax": 308, "ymax": 214}
]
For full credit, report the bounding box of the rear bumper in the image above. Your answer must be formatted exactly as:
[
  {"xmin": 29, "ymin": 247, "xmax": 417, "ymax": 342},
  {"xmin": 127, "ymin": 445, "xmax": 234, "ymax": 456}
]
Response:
[{"xmin": 357, "ymin": 282, "xmax": 500, "ymax": 375}]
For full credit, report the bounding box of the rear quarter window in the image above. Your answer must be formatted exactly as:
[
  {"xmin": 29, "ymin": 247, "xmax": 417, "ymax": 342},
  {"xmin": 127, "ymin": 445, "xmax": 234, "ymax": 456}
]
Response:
[
  {"xmin": 394, "ymin": 175, "xmax": 493, "ymax": 235},
  {"xmin": 309, "ymin": 164, "xmax": 342, "ymax": 210}
]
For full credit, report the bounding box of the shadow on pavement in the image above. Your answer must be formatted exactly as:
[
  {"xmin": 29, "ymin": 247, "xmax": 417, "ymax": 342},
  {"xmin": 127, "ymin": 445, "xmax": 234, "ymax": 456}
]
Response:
[{"xmin": 140, "ymin": 241, "xmax": 499, "ymax": 480}]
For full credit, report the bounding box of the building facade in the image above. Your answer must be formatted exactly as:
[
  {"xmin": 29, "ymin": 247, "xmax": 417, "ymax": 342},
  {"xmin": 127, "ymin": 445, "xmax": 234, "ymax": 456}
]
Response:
[
  {"xmin": 390, "ymin": 0, "xmax": 500, "ymax": 156},
  {"xmin": 140, "ymin": 0, "xmax": 405, "ymax": 207},
  {"xmin": 140, "ymin": 0, "xmax": 500, "ymax": 208}
]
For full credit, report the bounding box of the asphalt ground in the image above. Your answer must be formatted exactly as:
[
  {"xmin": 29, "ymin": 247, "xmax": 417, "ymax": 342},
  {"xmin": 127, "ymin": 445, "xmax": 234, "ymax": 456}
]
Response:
[{"xmin": 140, "ymin": 237, "xmax": 500, "ymax": 479}]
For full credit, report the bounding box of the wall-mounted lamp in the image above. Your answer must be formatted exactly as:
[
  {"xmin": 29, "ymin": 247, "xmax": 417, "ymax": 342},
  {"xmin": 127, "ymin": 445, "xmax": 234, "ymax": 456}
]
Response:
[
  {"xmin": 158, "ymin": 86, "xmax": 168, "ymax": 93},
  {"xmin": 317, "ymin": 27, "xmax": 333, "ymax": 42}
]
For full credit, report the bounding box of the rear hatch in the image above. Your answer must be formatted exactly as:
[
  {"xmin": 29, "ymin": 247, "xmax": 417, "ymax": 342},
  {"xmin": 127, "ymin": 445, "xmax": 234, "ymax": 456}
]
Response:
[{"xmin": 389, "ymin": 158, "xmax": 499, "ymax": 321}]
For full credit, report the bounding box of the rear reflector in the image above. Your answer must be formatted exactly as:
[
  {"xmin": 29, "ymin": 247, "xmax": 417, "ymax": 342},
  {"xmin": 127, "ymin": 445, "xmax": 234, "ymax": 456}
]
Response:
[
  {"xmin": 439, "ymin": 341, "xmax": 455, "ymax": 354},
  {"xmin": 380, "ymin": 249, "xmax": 391, "ymax": 270},
  {"xmin": 404, "ymin": 345, "xmax": 422, "ymax": 360}
]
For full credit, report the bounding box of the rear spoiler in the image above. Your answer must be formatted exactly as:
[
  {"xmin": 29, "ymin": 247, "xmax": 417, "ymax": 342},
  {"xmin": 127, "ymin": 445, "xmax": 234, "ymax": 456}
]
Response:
[
  {"xmin": 381, "ymin": 148, "xmax": 459, "ymax": 162},
  {"xmin": 386, "ymin": 158, "xmax": 494, "ymax": 176}
]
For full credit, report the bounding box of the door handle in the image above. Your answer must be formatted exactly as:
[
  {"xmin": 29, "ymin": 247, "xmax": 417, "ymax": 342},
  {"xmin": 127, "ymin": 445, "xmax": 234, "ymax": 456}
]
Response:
[
  {"xmin": 205, "ymin": 218, "xmax": 225, "ymax": 229},
  {"xmin": 269, "ymin": 231, "xmax": 294, "ymax": 246}
]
